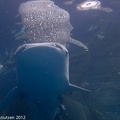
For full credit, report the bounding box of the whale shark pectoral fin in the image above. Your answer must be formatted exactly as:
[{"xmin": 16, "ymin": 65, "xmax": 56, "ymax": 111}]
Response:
[
  {"xmin": 69, "ymin": 38, "xmax": 88, "ymax": 51},
  {"xmin": 0, "ymin": 87, "xmax": 19, "ymax": 114},
  {"xmin": 69, "ymin": 84, "xmax": 91, "ymax": 93}
]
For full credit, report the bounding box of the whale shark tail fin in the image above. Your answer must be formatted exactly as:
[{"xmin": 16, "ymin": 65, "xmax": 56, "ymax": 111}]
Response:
[{"xmin": 0, "ymin": 87, "xmax": 19, "ymax": 114}]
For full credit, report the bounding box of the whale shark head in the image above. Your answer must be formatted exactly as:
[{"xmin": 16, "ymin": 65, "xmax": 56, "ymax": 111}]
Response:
[
  {"xmin": 15, "ymin": 43, "xmax": 70, "ymax": 97},
  {"xmin": 0, "ymin": 43, "xmax": 90, "ymax": 119}
]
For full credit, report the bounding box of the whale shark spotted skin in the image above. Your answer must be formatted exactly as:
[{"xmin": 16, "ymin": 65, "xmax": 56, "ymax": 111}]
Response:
[{"xmin": 0, "ymin": 43, "xmax": 90, "ymax": 119}]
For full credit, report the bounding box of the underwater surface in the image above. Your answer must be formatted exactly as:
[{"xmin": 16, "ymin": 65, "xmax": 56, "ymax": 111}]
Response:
[{"xmin": 0, "ymin": 0, "xmax": 120, "ymax": 119}]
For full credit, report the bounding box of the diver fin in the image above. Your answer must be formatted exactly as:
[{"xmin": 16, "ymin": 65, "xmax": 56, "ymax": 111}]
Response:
[
  {"xmin": 69, "ymin": 38, "xmax": 88, "ymax": 51},
  {"xmin": 0, "ymin": 87, "xmax": 19, "ymax": 114}
]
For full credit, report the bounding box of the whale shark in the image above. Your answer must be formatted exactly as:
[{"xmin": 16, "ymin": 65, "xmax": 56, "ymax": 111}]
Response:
[
  {"xmin": 0, "ymin": 43, "xmax": 90, "ymax": 119},
  {"xmin": 18, "ymin": 0, "xmax": 88, "ymax": 50}
]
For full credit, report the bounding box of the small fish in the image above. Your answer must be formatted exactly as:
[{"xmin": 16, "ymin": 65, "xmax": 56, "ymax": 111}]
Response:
[
  {"xmin": 0, "ymin": 65, "xmax": 3, "ymax": 69},
  {"xmin": 64, "ymin": 0, "xmax": 75, "ymax": 5},
  {"xmin": 11, "ymin": 30, "xmax": 16, "ymax": 34}
]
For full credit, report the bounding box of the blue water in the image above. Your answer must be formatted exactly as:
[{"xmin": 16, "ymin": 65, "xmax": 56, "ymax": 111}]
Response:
[{"xmin": 0, "ymin": 0, "xmax": 120, "ymax": 119}]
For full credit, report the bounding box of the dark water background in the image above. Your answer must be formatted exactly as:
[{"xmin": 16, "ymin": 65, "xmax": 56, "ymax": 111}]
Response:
[{"xmin": 0, "ymin": 0, "xmax": 120, "ymax": 119}]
